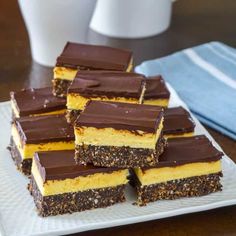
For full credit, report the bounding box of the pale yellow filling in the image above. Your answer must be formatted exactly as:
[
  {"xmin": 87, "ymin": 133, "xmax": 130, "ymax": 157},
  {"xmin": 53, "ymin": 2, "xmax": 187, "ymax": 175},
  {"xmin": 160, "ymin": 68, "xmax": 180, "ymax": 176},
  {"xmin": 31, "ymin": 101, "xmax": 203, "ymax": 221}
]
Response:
[
  {"xmin": 53, "ymin": 67, "xmax": 78, "ymax": 81},
  {"xmin": 134, "ymin": 160, "xmax": 221, "ymax": 186},
  {"xmin": 11, "ymin": 125, "xmax": 75, "ymax": 160},
  {"xmin": 53, "ymin": 58, "xmax": 133, "ymax": 81},
  {"xmin": 32, "ymin": 160, "xmax": 129, "ymax": 196},
  {"xmin": 143, "ymin": 99, "xmax": 169, "ymax": 107},
  {"xmin": 75, "ymin": 118, "xmax": 163, "ymax": 149},
  {"xmin": 126, "ymin": 58, "xmax": 133, "ymax": 72},
  {"xmin": 30, "ymin": 109, "xmax": 66, "ymax": 117},
  {"xmin": 164, "ymin": 132, "xmax": 194, "ymax": 139},
  {"xmin": 139, "ymin": 84, "xmax": 146, "ymax": 104},
  {"xmin": 67, "ymin": 93, "xmax": 139, "ymax": 110}
]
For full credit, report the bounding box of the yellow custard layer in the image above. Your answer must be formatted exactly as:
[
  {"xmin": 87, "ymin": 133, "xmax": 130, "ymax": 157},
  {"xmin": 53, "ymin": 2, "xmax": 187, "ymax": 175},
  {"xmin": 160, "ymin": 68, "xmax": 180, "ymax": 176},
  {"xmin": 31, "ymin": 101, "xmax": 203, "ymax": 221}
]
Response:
[
  {"xmin": 32, "ymin": 160, "xmax": 129, "ymax": 196},
  {"xmin": 30, "ymin": 109, "xmax": 66, "ymax": 117},
  {"xmin": 67, "ymin": 93, "xmax": 140, "ymax": 111},
  {"xmin": 75, "ymin": 118, "xmax": 164, "ymax": 149},
  {"xmin": 134, "ymin": 160, "xmax": 221, "ymax": 186},
  {"xmin": 53, "ymin": 67, "xmax": 78, "ymax": 81},
  {"xmin": 143, "ymin": 98, "xmax": 169, "ymax": 107},
  {"xmin": 11, "ymin": 125, "xmax": 75, "ymax": 160},
  {"xmin": 126, "ymin": 58, "xmax": 133, "ymax": 72},
  {"xmin": 53, "ymin": 59, "xmax": 133, "ymax": 81},
  {"xmin": 164, "ymin": 132, "xmax": 194, "ymax": 139}
]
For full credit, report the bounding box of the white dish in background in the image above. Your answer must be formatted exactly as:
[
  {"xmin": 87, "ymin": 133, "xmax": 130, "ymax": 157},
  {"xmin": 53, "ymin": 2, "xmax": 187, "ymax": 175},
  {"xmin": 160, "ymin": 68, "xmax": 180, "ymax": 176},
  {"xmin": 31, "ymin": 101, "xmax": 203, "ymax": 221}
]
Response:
[
  {"xmin": 0, "ymin": 84, "xmax": 236, "ymax": 236},
  {"xmin": 90, "ymin": 0, "xmax": 173, "ymax": 38},
  {"xmin": 18, "ymin": 0, "xmax": 97, "ymax": 66}
]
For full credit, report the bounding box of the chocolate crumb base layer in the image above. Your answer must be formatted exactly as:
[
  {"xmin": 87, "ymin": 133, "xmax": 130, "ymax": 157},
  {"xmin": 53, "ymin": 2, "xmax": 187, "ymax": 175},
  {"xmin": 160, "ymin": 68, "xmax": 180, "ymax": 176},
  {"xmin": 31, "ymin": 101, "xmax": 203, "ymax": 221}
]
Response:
[
  {"xmin": 75, "ymin": 136, "xmax": 167, "ymax": 168},
  {"xmin": 66, "ymin": 109, "xmax": 81, "ymax": 124},
  {"xmin": 8, "ymin": 137, "xmax": 32, "ymax": 176},
  {"xmin": 52, "ymin": 79, "xmax": 72, "ymax": 97},
  {"xmin": 29, "ymin": 176, "xmax": 126, "ymax": 217},
  {"xmin": 134, "ymin": 172, "xmax": 223, "ymax": 206}
]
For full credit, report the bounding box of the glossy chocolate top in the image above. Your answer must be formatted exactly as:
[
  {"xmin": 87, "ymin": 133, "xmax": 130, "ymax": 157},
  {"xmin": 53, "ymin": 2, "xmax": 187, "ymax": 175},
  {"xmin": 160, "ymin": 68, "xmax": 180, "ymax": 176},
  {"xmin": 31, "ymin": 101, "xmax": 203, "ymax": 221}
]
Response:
[
  {"xmin": 75, "ymin": 101, "xmax": 163, "ymax": 133},
  {"xmin": 142, "ymin": 135, "xmax": 223, "ymax": 170},
  {"xmin": 144, "ymin": 75, "xmax": 170, "ymax": 99},
  {"xmin": 163, "ymin": 107, "xmax": 195, "ymax": 135},
  {"xmin": 10, "ymin": 87, "xmax": 66, "ymax": 116},
  {"xmin": 14, "ymin": 115, "xmax": 74, "ymax": 144},
  {"xmin": 34, "ymin": 150, "xmax": 124, "ymax": 182},
  {"xmin": 56, "ymin": 42, "xmax": 133, "ymax": 71},
  {"xmin": 68, "ymin": 71, "xmax": 144, "ymax": 98}
]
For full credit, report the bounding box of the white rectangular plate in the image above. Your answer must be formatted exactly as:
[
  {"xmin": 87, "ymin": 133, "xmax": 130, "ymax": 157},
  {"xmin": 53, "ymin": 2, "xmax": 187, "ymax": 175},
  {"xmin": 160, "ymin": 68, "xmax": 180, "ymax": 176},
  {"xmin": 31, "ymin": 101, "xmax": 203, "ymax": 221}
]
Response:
[{"xmin": 0, "ymin": 84, "xmax": 236, "ymax": 236}]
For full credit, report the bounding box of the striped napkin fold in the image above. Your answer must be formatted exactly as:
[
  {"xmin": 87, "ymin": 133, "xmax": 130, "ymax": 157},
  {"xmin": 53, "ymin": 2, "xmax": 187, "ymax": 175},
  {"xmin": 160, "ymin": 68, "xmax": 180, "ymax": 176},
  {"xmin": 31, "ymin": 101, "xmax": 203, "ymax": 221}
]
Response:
[{"xmin": 136, "ymin": 42, "xmax": 236, "ymax": 140}]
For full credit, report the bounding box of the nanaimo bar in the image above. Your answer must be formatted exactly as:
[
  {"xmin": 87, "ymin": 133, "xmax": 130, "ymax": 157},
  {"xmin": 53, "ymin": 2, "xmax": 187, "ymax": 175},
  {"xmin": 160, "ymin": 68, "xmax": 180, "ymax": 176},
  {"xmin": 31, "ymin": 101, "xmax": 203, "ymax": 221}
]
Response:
[
  {"xmin": 9, "ymin": 115, "xmax": 74, "ymax": 175},
  {"xmin": 132, "ymin": 135, "xmax": 223, "ymax": 206},
  {"xmin": 74, "ymin": 101, "xmax": 166, "ymax": 168},
  {"xmin": 163, "ymin": 106, "xmax": 195, "ymax": 138},
  {"xmin": 29, "ymin": 150, "xmax": 128, "ymax": 216},
  {"xmin": 10, "ymin": 87, "xmax": 66, "ymax": 119},
  {"xmin": 53, "ymin": 42, "xmax": 133, "ymax": 97},
  {"xmin": 66, "ymin": 71, "xmax": 145, "ymax": 123},
  {"xmin": 143, "ymin": 75, "xmax": 170, "ymax": 107}
]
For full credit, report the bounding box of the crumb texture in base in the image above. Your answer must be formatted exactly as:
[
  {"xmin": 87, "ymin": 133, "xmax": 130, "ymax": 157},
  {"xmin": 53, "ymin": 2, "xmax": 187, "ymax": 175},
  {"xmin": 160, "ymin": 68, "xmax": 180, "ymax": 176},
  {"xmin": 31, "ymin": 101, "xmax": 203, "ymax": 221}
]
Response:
[
  {"xmin": 29, "ymin": 177, "xmax": 126, "ymax": 217},
  {"xmin": 135, "ymin": 173, "xmax": 222, "ymax": 205}
]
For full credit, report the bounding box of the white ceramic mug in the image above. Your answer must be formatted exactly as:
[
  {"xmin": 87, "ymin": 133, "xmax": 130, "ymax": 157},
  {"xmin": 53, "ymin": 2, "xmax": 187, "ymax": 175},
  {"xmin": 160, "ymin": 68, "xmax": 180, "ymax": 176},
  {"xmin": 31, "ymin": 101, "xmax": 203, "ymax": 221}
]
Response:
[
  {"xmin": 18, "ymin": 0, "xmax": 97, "ymax": 67},
  {"xmin": 90, "ymin": 0, "xmax": 175, "ymax": 39}
]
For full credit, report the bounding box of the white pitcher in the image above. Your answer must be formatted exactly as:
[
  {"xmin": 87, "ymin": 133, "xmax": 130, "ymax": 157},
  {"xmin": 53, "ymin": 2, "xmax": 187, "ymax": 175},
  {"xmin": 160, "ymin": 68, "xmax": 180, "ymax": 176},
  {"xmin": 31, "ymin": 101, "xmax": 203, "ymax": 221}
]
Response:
[
  {"xmin": 18, "ymin": 0, "xmax": 97, "ymax": 66},
  {"xmin": 90, "ymin": 0, "xmax": 176, "ymax": 39}
]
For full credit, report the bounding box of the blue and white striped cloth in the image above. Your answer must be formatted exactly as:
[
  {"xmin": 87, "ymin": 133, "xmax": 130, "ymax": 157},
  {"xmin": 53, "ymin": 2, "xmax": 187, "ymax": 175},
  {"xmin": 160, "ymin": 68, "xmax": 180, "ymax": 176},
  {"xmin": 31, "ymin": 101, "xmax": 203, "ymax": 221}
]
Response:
[{"xmin": 136, "ymin": 42, "xmax": 236, "ymax": 140}]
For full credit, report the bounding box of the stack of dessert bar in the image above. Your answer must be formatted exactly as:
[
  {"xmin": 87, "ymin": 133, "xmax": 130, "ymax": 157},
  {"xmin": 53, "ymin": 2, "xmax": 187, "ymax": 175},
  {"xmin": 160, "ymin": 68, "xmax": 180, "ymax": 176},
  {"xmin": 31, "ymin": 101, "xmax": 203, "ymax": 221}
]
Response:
[
  {"xmin": 66, "ymin": 72, "xmax": 171, "ymax": 123},
  {"xmin": 74, "ymin": 101, "xmax": 166, "ymax": 168},
  {"xmin": 53, "ymin": 42, "xmax": 133, "ymax": 97},
  {"xmin": 9, "ymin": 43, "xmax": 135, "ymax": 216},
  {"xmin": 30, "ymin": 150, "xmax": 128, "ymax": 216},
  {"xmin": 8, "ymin": 42, "xmax": 223, "ymax": 217}
]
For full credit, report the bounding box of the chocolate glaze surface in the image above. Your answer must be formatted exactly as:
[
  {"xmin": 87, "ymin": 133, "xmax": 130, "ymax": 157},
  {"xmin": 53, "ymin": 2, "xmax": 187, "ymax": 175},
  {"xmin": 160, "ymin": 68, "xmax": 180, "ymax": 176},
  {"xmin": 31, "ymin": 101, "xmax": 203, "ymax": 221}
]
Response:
[
  {"xmin": 142, "ymin": 135, "xmax": 223, "ymax": 170},
  {"xmin": 34, "ymin": 150, "xmax": 124, "ymax": 182},
  {"xmin": 56, "ymin": 42, "xmax": 132, "ymax": 71},
  {"xmin": 14, "ymin": 115, "xmax": 74, "ymax": 144},
  {"xmin": 68, "ymin": 71, "xmax": 144, "ymax": 98},
  {"xmin": 144, "ymin": 75, "xmax": 170, "ymax": 99},
  {"xmin": 75, "ymin": 101, "xmax": 163, "ymax": 133},
  {"xmin": 10, "ymin": 87, "xmax": 66, "ymax": 116},
  {"xmin": 164, "ymin": 106, "xmax": 195, "ymax": 134}
]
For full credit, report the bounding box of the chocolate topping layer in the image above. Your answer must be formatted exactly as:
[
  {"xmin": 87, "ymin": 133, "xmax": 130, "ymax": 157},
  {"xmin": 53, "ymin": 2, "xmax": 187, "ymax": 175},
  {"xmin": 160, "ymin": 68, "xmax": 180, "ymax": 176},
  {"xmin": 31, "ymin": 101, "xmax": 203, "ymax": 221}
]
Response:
[
  {"xmin": 144, "ymin": 75, "xmax": 170, "ymax": 99},
  {"xmin": 56, "ymin": 42, "xmax": 132, "ymax": 71},
  {"xmin": 14, "ymin": 115, "xmax": 74, "ymax": 144},
  {"xmin": 34, "ymin": 150, "xmax": 124, "ymax": 182},
  {"xmin": 142, "ymin": 135, "xmax": 223, "ymax": 170},
  {"xmin": 164, "ymin": 106, "xmax": 195, "ymax": 134},
  {"xmin": 75, "ymin": 101, "xmax": 163, "ymax": 133},
  {"xmin": 10, "ymin": 87, "xmax": 66, "ymax": 116},
  {"xmin": 68, "ymin": 71, "xmax": 145, "ymax": 98}
]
